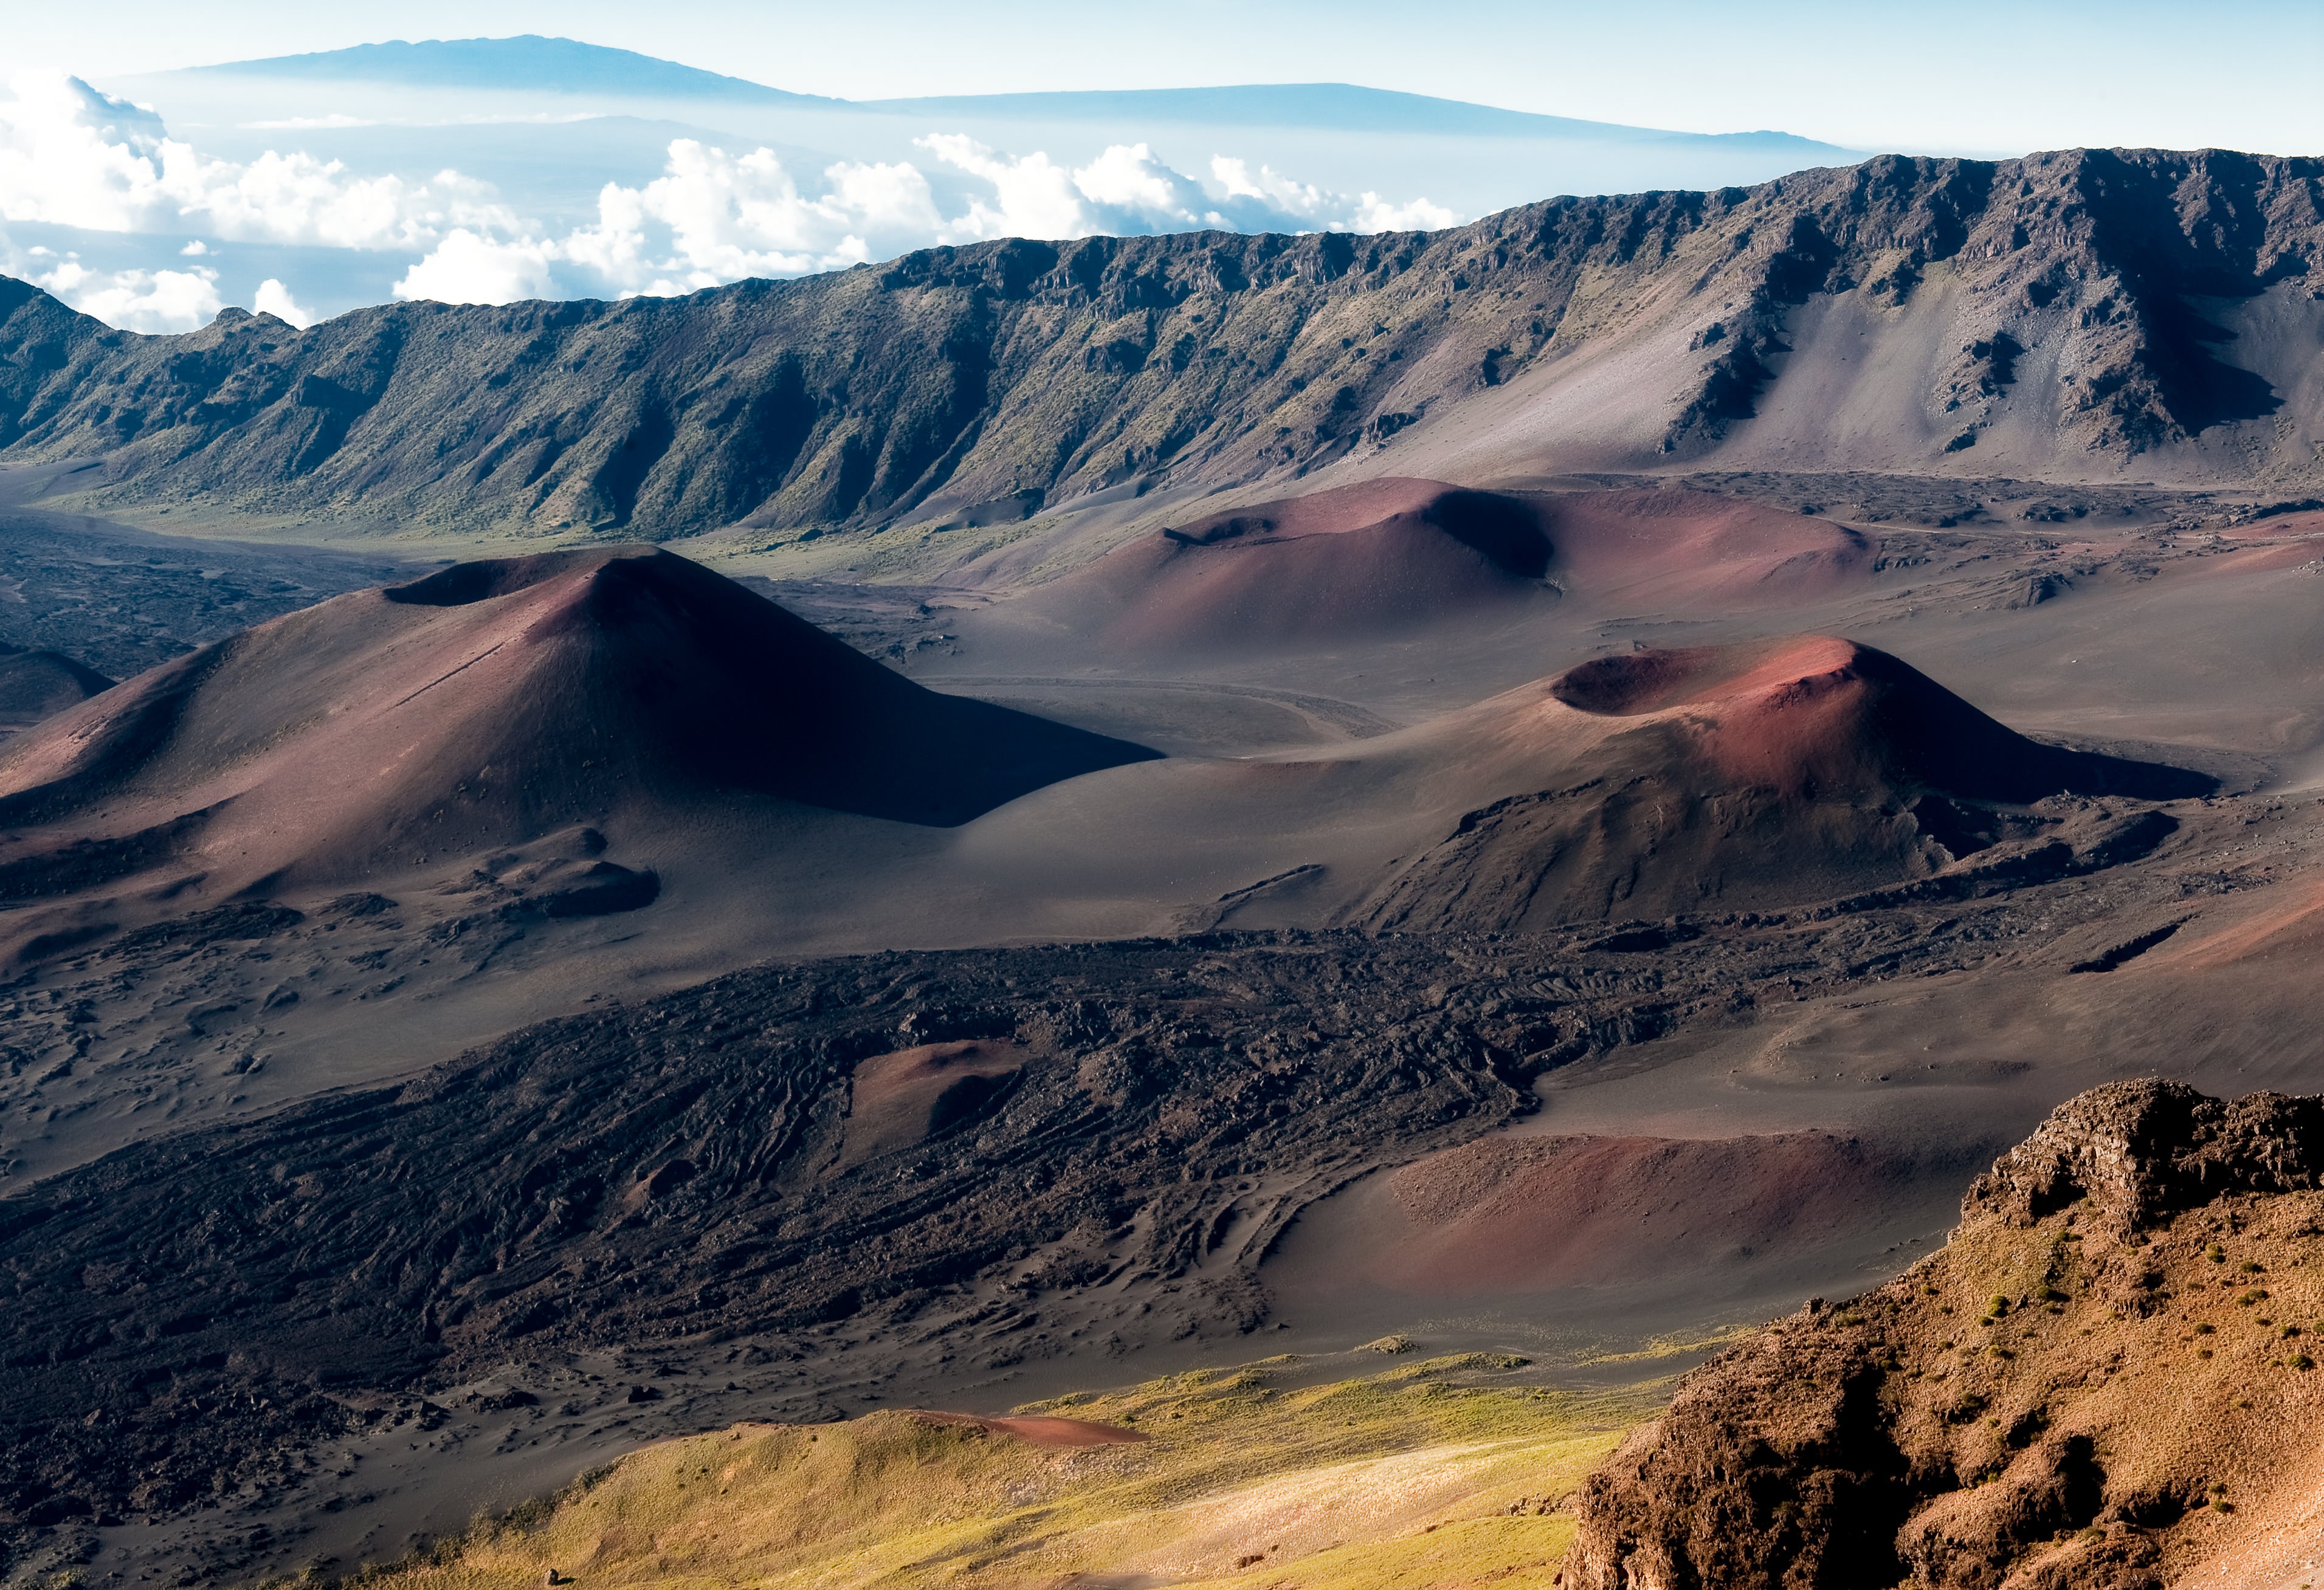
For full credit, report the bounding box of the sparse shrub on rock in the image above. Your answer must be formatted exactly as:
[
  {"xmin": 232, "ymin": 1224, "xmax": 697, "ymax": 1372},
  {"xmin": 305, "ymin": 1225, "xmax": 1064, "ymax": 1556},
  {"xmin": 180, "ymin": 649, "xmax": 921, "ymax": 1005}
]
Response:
[{"xmin": 1566, "ymin": 1081, "xmax": 2324, "ymax": 1590}]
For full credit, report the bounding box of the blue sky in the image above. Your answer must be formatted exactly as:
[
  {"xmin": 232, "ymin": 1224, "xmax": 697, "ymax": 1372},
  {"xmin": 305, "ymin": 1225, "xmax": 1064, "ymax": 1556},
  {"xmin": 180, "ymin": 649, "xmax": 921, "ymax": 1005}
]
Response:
[{"xmin": 16, "ymin": 0, "xmax": 2324, "ymax": 156}]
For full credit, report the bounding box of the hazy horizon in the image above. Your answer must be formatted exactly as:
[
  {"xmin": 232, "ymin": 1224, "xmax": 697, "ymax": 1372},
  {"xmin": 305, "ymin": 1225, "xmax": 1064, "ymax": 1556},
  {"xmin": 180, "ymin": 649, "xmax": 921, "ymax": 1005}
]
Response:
[
  {"xmin": 15, "ymin": 0, "xmax": 2322, "ymax": 157},
  {"xmin": 3, "ymin": 5, "xmax": 2318, "ymax": 336}
]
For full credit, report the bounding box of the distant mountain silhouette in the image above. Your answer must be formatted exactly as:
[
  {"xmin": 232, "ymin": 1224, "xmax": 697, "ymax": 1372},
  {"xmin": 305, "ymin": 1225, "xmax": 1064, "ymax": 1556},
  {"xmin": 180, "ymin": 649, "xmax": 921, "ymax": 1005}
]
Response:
[
  {"xmin": 164, "ymin": 36, "xmax": 1852, "ymax": 158},
  {"xmin": 863, "ymin": 83, "xmax": 1855, "ymax": 153},
  {"xmin": 171, "ymin": 35, "xmax": 843, "ymax": 103}
]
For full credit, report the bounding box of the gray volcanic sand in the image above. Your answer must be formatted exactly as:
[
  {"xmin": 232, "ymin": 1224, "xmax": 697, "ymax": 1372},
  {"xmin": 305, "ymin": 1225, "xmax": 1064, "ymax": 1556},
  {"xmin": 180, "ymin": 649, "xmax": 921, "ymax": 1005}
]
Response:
[
  {"xmin": 7, "ymin": 471, "xmax": 2324, "ymax": 1582},
  {"xmin": 7, "ymin": 473, "xmax": 2315, "ymax": 1196},
  {"xmin": 907, "ymin": 479, "xmax": 2324, "ymax": 1382},
  {"xmin": 0, "ymin": 463, "xmax": 418, "ymax": 679},
  {"xmin": 0, "ymin": 473, "xmax": 2307, "ymax": 1145}
]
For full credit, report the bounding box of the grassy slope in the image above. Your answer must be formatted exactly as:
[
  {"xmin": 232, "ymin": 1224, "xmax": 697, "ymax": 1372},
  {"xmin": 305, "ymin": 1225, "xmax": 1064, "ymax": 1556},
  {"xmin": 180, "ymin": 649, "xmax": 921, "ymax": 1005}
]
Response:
[{"xmin": 348, "ymin": 1355, "xmax": 1644, "ymax": 1589}]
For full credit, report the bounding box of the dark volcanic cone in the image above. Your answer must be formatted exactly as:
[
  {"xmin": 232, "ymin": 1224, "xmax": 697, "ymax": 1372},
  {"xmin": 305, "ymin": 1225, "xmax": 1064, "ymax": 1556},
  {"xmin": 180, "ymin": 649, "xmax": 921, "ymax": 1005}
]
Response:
[
  {"xmin": 995, "ymin": 481, "xmax": 1876, "ymax": 662},
  {"xmin": 0, "ymin": 649, "xmax": 114, "ymax": 737},
  {"xmin": 1020, "ymin": 477, "xmax": 1554, "ymax": 651},
  {"xmin": 1547, "ymin": 636, "xmax": 2210, "ymax": 804},
  {"xmin": 0, "ymin": 546, "xmax": 1157, "ymax": 896},
  {"xmin": 1366, "ymin": 636, "xmax": 2213, "ymax": 930}
]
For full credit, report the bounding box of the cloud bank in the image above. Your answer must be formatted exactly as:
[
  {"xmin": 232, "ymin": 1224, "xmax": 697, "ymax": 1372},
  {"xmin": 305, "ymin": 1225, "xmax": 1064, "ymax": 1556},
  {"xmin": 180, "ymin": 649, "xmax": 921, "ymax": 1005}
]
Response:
[
  {"xmin": 19, "ymin": 254, "xmax": 222, "ymax": 334},
  {"xmin": 0, "ymin": 69, "xmax": 1461, "ymax": 329},
  {"xmin": 392, "ymin": 137, "xmax": 1460, "ymax": 307},
  {"xmin": 0, "ymin": 71, "xmax": 515, "ymax": 247}
]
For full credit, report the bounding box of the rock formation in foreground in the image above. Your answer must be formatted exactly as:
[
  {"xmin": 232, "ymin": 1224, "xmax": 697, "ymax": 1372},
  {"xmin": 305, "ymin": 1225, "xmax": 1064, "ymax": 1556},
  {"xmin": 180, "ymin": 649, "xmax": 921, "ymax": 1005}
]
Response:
[{"xmin": 1565, "ymin": 1079, "xmax": 2324, "ymax": 1590}]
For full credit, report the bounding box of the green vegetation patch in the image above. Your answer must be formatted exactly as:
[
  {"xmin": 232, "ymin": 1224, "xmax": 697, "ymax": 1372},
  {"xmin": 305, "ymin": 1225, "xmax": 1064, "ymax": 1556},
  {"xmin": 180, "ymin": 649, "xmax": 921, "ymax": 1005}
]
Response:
[{"xmin": 342, "ymin": 1354, "xmax": 1640, "ymax": 1590}]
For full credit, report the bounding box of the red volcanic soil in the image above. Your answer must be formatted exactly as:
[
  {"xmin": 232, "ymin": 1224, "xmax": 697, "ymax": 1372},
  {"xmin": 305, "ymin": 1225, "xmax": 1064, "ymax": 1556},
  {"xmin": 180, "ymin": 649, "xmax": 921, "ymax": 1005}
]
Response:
[
  {"xmin": 1362, "ymin": 636, "xmax": 2212, "ymax": 931},
  {"xmin": 1362, "ymin": 1131, "xmax": 1909, "ymax": 1294},
  {"xmin": 2155, "ymin": 875, "xmax": 2324, "ymax": 970},
  {"xmin": 838, "ymin": 1039, "xmax": 1030, "ymax": 1169},
  {"xmin": 1005, "ymin": 481, "xmax": 1870, "ymax": 657},
  {"xmin": 1027, "ymin": 477, "xmax": 1552, "ymax": 650},
  {"xmin": 907, "ymin": 1411, "xmax": 1147, "ymax": 1447},
  {"xmin": 1536, "ymin": 489, "xmax": 1871, "ymax": 608},
  {"xmin": 1549, "ymin": 637, "xmax": 2211, "ymax": 803},
  {"xmin": 0, "ymin": 547, "xmax": 1155, "ymax": 897}
]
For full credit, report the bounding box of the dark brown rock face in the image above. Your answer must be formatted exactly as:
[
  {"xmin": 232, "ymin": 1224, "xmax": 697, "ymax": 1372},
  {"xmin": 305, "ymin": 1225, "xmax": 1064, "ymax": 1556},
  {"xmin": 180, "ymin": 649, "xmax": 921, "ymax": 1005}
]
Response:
[
  {"xmin": 1965, "ymin": 1081, "xmax": 2324, "ymax": 1230},
  {"xmin": 1565, "ymin": 1324, "xmax": 1914, "ymax": 1590},
  {"xmin": 1565, "ymin": 1081, "xmax": 2324, "ymax": 1590}
]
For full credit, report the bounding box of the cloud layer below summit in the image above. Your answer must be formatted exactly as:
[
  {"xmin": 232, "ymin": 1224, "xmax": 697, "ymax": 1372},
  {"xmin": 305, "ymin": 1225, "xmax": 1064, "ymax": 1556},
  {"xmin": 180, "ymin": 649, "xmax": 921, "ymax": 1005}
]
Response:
[
  {"xmin": 0, "ymin": 72, "xmax": 1456, "ymax": 330},
  {"xmin": 393, "ymin": 132, "xmax": 1453, "ymax": 306}
]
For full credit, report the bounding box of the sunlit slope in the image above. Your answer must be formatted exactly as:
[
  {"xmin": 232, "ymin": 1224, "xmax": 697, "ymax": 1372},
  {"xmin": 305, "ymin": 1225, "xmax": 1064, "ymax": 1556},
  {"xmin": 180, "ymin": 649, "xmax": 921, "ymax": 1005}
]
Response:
[{"xmin": 362, "ymin": 1355, "xmax": 1639, "ymax": 1589}]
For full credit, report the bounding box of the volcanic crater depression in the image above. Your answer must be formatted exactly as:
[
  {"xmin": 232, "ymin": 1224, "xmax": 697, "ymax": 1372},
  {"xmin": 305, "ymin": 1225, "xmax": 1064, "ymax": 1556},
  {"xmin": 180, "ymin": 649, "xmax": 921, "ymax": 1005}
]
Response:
[{"xmin": 0, "ymin": 137, "xmax": 2322, "ymax": 1590}]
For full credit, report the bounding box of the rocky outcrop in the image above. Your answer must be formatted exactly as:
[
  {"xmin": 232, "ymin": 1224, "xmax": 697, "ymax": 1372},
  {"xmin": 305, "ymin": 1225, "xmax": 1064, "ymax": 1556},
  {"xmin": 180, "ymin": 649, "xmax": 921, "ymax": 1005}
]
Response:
[
  {"xmin": 1966, "ymin": 1081, "xmax": 2324, "ymax": 1230},
  {"xmin": 1, "ymin": 150, "xmax": 2319, "ymax": 540},
  {"xmin": 1565, "ymin": 1080, "xmax": 2324, "ymax": 1590}
]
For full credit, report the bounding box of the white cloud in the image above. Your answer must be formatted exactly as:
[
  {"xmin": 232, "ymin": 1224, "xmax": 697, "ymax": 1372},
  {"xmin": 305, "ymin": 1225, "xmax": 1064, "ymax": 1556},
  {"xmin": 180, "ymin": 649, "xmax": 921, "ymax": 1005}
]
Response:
[
  {"xmin": 200, "ymin": 151, "xmax": 516, "ymax": 251},
  {"xmin": 918, "ymin": 136, "xmax": 1232, "ymax": 243},
  {"xmin": 1, "ymin": 78, "xmax": 1461, "ymax": 325},
  {"xmin": 557, "ymin": 182, "xmax": 652, "ymax": 286},
  {"xmin": 1073, "ymin": 142, "xmax": 1213, "ymax": 225},
  {"xmin": 1346, "ymin": 192, "xmax": 1460, "ymax": 232},
  {"xmin": 0, "ymin": 70, "xmax": 517, "ymax": 250},
  {"xmin": 391, "ymin": 135, "xmax": 1459, "ymax": 302},
  {"xmin": 31, "ymin": 257, "xmax": 222, "ymax": 333},
  {"xmin": 482, "ymin": 141, "xmax": 944, "ymax": 298},
  {"xmin": 1212, "ymin": 157, "xmax": 1328, "ymax": 216},
  {"xmin": 915, "ymin": 138, "xmax": 1454, "ymax": 246},
  {"xmin": 615, "ymin": 140, "xmax": 937, "ymax": 287},
  {"xmin": 920, "ymin": 136, "xmax": 1100, "ymax": 242},
  {"xmin": 1211, "ymin": 156, "xmax": 1458, "ymax": 232},
  {"xmin": 392, "ymin": 229, "xmax": 554, "ymax": 305},
  {"xmin": 253, "ymin": 277, "xmax": 315, "ymax": 328}
]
